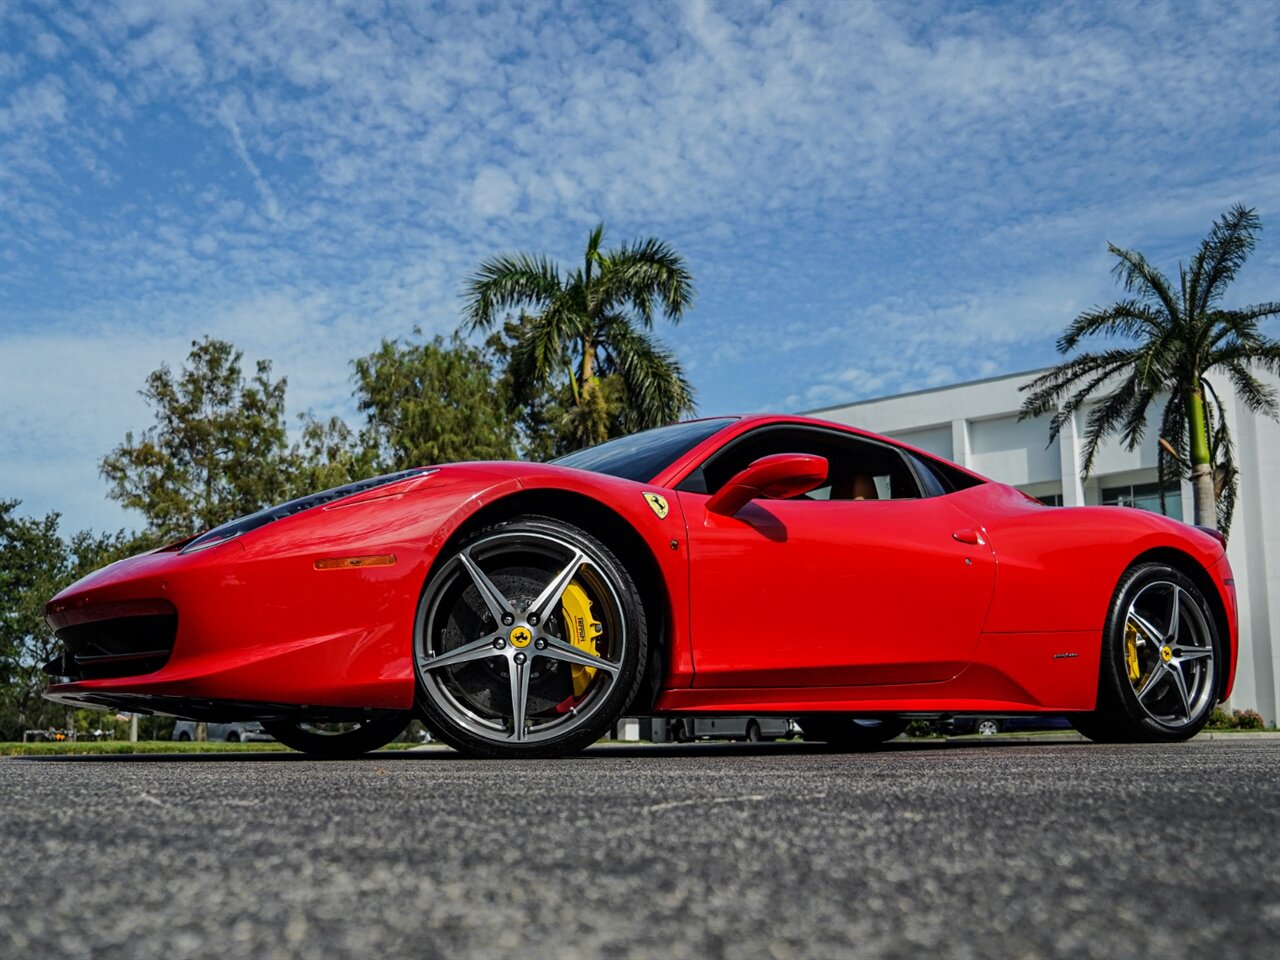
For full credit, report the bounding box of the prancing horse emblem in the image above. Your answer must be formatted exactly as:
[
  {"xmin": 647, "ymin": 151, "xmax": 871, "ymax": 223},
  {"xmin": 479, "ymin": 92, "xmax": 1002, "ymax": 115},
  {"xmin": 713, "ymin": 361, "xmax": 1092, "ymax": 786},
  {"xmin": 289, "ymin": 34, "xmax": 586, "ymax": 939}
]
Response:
[{"xmin": 644, "ymin": 493, "xmax": 669, "ymax": 520}]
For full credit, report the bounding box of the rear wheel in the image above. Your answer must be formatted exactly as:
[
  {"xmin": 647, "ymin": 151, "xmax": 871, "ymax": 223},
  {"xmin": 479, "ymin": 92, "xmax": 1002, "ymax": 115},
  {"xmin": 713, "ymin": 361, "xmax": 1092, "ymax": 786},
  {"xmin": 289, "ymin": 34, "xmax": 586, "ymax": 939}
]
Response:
[
  {"xmin": 975, "ymin": 719, "xmax": 1001, "ymax": 736},
  {"xmin": 260, "ymin": 717, "xmax": 408, "ymax": 757},
  {"xmin": 1071, "ymin": 563, "xmax": 1219, "ymax": 743},
  {"xmin": 414, "ymin": 516, "xmax": 647, "ymax": 758},
  {"xmin": 745, "ymin": 720, "xmax": 762, "ymax": 743},
  {"xmin": 798, "ymin": 716, "xmax": 908, "ymax": 749}
]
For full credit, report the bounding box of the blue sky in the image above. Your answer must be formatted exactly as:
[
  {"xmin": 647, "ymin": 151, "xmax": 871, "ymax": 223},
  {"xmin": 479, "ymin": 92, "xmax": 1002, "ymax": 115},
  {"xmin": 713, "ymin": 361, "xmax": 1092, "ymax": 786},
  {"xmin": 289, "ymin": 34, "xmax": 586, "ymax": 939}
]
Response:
[{"xmin": 2, "ymin": 0, "xmax": 1278, "ymax": 534}]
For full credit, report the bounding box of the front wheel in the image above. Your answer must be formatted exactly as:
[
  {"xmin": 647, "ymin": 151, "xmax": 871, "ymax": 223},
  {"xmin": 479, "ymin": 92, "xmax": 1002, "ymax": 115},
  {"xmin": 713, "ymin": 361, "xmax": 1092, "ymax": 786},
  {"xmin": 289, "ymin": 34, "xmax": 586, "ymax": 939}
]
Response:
[
  {"xmin": 260, "ymin": 716, "xmax": 408, "ymax": 757},
  {"xmin": 414, "ymin": 516, "xmax": 648, "ymax": 758},
  {"xmin": 1071, "ymin": 562, "xmax": 1220, "ymax": 743},
  {"xmin": 798, "ymin": 716, "xmax": 908, "ymax": 750}
]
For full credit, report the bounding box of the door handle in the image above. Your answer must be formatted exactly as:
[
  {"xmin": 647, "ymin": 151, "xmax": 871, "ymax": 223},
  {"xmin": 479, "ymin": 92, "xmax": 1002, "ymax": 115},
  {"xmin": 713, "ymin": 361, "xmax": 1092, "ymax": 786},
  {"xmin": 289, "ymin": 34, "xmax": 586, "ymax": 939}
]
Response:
[{"xmin": 952, "ymin": 528, "xmax": 984, "ymax": 545}]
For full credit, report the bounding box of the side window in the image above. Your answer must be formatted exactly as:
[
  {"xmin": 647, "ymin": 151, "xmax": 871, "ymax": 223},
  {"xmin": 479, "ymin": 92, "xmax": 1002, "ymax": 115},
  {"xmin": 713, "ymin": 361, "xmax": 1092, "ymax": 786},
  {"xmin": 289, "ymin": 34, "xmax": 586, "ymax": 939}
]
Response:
[
  {"xmin": 905, "ymin": 452, "xmax": 948, "ymax": 498},
  {"xmin": 678, "ymin": 427, "xmax": 923, "ymax": 500}
]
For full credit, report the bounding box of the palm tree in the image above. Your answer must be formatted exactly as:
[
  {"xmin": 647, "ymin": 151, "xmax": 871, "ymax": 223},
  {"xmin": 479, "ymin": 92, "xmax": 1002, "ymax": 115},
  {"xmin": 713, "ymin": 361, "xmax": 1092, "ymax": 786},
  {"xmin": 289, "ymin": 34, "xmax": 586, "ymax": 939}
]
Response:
[
  {"xmin": 463, "ymin": 224, "xmax": 695, "ymax": 451},
  {"xmin": 1020, "ymin": 205, "xmax": 1278, "ymax": 534}
]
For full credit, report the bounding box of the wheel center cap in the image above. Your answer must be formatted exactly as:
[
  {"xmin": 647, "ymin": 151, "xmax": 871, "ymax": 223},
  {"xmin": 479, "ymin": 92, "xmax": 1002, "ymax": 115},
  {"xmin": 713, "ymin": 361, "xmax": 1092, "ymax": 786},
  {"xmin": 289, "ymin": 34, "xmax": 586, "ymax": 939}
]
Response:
[
  {"xmin": 509, "ymin": 626, "xmax": 533, "ymax": 648},
  {"xmin": 1160, "ymin": 645, "xmax": 1173, "ymax": 663}
]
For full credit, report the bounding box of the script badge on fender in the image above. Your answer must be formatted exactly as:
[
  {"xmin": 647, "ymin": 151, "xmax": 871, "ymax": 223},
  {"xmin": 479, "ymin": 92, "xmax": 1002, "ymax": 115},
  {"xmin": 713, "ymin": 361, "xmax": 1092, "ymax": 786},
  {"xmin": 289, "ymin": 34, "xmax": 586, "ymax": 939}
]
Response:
[{"xmin": 643, "ymin": 493, "xmax": 669, "ymax": 520}]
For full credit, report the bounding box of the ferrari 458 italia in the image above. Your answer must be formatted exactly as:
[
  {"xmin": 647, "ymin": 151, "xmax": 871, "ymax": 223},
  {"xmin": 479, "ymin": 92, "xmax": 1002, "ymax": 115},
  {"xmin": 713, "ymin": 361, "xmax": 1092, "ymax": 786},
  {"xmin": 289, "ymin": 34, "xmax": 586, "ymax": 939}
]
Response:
[{"xmin": 44, "ymin": 415, "xmax": 1237, "ymax": 757}]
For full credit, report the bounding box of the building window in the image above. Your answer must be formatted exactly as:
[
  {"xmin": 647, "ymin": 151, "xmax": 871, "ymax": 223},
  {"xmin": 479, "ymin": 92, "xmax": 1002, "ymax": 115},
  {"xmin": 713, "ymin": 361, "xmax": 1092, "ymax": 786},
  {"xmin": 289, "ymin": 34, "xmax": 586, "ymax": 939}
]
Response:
[
  {"xmin": 1038, "ymin": 493, "xmax": 1064, "ymax": 506},
  {"xmin": 1101, "ymin": 481, "xmax": 1182, "ymax": 521}
]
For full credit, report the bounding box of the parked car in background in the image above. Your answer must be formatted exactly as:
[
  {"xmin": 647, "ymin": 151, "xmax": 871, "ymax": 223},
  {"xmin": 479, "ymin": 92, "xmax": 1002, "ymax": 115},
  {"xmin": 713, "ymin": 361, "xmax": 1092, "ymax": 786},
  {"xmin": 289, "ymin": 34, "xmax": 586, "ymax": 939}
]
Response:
[
  {"xmin": 670, "ymin": 717, "xmax": 794, "ymax": 742},
  {"xmin": 940, "ymin": 715, "xmax": 1073, "ymax": 736},
  {"xmin": 172, "ymin": 721, "xmax": 273, "ymax": 743}
]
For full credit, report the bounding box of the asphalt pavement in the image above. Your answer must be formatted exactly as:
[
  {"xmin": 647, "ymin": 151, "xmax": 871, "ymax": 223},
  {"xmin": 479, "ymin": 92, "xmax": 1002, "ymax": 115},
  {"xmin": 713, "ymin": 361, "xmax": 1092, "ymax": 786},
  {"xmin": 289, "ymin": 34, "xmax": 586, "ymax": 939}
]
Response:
[{"xmin": 2, "ymin": 737, "xmax": 1277, "ymax": 960}]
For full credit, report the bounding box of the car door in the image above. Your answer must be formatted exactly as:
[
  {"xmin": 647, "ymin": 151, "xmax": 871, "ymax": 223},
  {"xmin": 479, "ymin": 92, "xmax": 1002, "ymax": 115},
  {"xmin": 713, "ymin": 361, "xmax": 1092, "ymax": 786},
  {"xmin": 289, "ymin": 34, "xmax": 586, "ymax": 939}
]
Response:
[{"xmin": 676, "ymin": 425, "xmax": 996, "ymax": 688}]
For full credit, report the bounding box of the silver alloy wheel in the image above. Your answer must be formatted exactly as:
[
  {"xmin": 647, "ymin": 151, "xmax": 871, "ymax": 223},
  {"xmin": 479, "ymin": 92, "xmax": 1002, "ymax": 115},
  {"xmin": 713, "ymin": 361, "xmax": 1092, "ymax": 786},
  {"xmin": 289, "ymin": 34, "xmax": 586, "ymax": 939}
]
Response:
[
  {"xmin": 415, "ymin": 530, "xmax": 627, "ymax": 746},
  {"xmin": 1124, "ymin": 580, "xmax": 1216, "ymax": 727},
  {"xmin": 976, "ymin": 719, "xmax": 1000, "ymax": 736}
]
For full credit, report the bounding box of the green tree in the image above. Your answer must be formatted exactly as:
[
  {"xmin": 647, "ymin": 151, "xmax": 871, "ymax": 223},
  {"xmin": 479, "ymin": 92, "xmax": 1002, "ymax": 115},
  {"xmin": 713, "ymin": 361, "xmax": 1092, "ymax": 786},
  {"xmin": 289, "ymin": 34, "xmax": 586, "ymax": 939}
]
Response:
[
  {"xmin": 286, "ymin": 414, "xmax": 375, "ymax": 495},
  {"xmin": 100, "ymin": 338, "xmax": 296, "ymax": 540},
  {"xmin": 0, "ymin": 501, "xmax": 145, "ymax": 740},
  {"xmin": 463, "ymin": 224, "xmax": 696, "ymax": 452},
  {"xmin": 352, "ymin": 331, "xmax": 517, "ymax": 470},
  {"xmin": 1020, "ymin": 205, "xmax": 1279, "ymax": 533}
]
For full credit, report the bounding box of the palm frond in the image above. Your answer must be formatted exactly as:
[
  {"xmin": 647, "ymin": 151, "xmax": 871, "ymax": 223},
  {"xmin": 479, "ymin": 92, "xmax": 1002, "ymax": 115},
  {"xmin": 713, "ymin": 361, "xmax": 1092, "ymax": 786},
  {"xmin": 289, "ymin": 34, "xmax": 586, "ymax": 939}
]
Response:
[
  {"xmin": 597, "ymin": 238, "xmax": 695, "ymax": 327},
  {"xmin": 1192, "ymin": 204, "xmax": 1261, "ymax": 314},
  {"xmin": 1206, "ymin": 310, "xmax": 1268, "ymax": 355},
  {"xmin": 1220, "ymin": 300, "xmax": 1280, "ymax": 324},
  {"xmin": 598, "ymin": 315, "xmax": 695, "ymax": 429},
  {"xmin": 462, "ymin": 254, "xmax": 563, "ymax": 332},
  {"xmin": 508, "ymin": 299, "xmax": 584, "ymax": 387},
  {"xmin": 1118, "ymin": 383, "xmax": 1158, "ymax": 451},
  {"xmin": 1018, "ymin": 349, "xmax": 1139, "ymax": 429},
  {"xmin": 1057, "ymin": 301, "xmax": 1166, "ymax": 353},
  {"xmin": 1107, "ymin": 246, "xmax": 1180, "ymax": 321},
  {"xmin": 1221, "ymin": 358, "xmax": 1280, "ymax": 417},
  {"xmin": 1080, "ymin": 371, "xmax": 1148, "ymax": 475}
]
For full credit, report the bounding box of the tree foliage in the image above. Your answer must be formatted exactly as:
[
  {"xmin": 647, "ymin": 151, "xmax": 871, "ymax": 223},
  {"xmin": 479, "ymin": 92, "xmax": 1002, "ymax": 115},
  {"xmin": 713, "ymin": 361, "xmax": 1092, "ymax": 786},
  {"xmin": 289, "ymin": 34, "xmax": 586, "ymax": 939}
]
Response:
[
  {"xmin": 0, "ymin": 501, "xmax": 147, "ymax": 740},
  {"xmin": 463, "ymin": 224, "xmax": 696, "ymax": 453},
  {"xmin": 100, "ymin": 337, "xmax": 296, "ymax": 542},
  {"xmin": 352, "ymin": 331, "xmax": 517, "ymax": 470},
  {"xmin": 1020, "ymin": 205, "xmax": 1279, "ymax": 534}
]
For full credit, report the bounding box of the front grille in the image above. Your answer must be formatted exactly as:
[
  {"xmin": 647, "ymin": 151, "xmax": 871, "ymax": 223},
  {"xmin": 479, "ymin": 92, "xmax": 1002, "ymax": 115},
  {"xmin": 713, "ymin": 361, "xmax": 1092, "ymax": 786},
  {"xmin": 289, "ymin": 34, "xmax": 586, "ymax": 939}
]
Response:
[{"xmin": 47, "ymin": 609, "xmax": 178, "ymax": 680}]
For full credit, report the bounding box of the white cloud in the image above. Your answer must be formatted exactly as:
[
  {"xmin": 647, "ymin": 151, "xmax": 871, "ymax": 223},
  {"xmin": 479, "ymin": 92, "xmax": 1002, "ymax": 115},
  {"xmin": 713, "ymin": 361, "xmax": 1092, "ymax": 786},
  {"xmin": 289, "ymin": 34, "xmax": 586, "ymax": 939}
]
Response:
[
  {"xmin": 470, "ymin": 166, "xmax": 522, "ymax": 218},
  {"xmin": 0, "ymin": 0, "xmax": 1277, "ymax": 531}
]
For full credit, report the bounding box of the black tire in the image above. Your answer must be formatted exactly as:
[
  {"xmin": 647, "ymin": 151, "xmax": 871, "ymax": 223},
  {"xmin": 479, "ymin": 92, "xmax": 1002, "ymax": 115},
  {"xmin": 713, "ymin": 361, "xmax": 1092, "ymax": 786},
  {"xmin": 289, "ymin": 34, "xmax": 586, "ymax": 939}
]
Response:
[
  {"xmin": 745, "ymin": 720, "xmax": 762, "ymax": 743},
  {"xmin": 1071, "ymin": 562, "xmax": 1220, "ymax": 743},
  {"xmin": 227, "ymin": 731, "xmax": 240, "ymax": 743},
  {"xmin": 177, "ymin": 731, "xmax": 192, "ymax": 742},
  {"xmin": 414, "ymin": 516, "xmax": 648, "ymax": 758},
  {"xmin": 260, "ymin": 716, "xmax": 408, "ymax": 757},
  {"xmin": 798, "ymin": 716, "xmax": 908, "ymax": 749},
  {"xmin": 974, "ymin": 719, "xmax": 1001, "ymax": 736}
]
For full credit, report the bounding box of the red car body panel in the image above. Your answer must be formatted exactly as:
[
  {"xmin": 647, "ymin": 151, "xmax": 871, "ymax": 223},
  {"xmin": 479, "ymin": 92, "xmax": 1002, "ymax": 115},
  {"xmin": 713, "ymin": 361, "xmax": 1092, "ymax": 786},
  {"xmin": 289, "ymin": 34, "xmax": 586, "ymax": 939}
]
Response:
[{"xmin": 45, "ymin": 414, "xmax": 1238, "ymax": 720}]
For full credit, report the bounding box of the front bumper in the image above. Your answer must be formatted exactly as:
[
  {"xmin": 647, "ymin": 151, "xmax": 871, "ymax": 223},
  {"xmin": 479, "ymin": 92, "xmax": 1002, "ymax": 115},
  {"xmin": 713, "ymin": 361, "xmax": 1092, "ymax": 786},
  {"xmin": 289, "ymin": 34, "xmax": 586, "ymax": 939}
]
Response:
[{"xmin": 43, "ymin": 535, "xmax": 422, "ymax": 717}]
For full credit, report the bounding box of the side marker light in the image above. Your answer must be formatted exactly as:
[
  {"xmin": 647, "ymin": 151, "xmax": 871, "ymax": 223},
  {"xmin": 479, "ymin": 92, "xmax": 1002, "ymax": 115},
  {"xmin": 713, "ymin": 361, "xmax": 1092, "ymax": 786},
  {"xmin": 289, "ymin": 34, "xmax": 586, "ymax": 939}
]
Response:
[{"xmin": 314, "ymin": 554, "xmax": 397, "ymax": 570}]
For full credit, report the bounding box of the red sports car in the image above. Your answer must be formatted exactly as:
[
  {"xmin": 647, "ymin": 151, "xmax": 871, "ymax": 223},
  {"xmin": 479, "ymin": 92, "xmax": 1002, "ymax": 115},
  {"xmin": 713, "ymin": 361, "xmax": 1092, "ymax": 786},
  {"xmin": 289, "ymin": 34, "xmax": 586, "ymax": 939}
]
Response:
[{"xmin": 44, "ymin": 415, "xmax": 1237, "ymax": 757}]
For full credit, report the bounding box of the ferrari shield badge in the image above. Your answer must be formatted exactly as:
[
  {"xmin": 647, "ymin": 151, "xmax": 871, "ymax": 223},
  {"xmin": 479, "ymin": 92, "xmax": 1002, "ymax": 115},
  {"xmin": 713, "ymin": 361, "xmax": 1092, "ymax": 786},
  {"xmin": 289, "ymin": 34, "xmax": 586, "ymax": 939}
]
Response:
[{"xmin": 643, "ymin": 492, "xmax": 669, "ymax": 520}]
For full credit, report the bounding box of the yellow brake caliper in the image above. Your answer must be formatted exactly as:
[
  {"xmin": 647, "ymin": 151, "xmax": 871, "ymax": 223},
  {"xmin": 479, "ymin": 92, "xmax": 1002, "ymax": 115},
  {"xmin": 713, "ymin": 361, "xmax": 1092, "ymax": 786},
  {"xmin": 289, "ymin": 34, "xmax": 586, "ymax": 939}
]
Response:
[
  {"xmin": 1125, "ymin": 621, "xmax": 1142, "ymax": 683},
  {"xmin": 560, "ymin": 582, "xmax": 604, "ymax": 698}
]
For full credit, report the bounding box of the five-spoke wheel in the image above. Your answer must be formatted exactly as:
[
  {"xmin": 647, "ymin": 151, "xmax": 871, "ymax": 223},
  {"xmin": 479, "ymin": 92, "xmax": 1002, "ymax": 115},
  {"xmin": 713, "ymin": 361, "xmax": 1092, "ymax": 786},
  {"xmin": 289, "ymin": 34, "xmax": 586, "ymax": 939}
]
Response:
[
  {"xmin": 414, "ymin": 516, "xmax": 647, "ymax": 757},
  {"xmin": 1071, "ymin": 562, "xmax": 1219, "ymax": 742}
]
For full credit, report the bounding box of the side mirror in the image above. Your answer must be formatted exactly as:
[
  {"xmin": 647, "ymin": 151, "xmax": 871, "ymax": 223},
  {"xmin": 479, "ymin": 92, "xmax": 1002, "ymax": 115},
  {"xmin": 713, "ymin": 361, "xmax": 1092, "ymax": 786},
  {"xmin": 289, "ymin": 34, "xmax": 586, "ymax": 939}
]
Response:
[{"xmin": 705, "ymin": 453, "xmax": 828, "ymax": 517}]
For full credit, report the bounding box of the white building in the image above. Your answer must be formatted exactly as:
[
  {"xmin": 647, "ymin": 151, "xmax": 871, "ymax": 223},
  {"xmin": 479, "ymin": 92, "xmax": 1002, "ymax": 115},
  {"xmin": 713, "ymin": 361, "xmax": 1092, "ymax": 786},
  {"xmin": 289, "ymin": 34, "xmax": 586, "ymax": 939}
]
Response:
[{"xmin": 808, "ymin": 368, "xmax": 1280, "ymax": 725}]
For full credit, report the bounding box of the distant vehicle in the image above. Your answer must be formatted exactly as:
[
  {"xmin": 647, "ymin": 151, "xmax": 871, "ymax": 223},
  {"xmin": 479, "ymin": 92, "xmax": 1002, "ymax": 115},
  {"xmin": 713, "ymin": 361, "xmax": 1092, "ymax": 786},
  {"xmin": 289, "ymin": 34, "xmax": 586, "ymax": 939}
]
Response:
[
  {"xmin": 671, "ymin": 717, "xmax": 793, "ymax": 742},
  {"xmin": 172, "ymin": 721, "xmax": 273, "ymax": 743},
  {"xmin": 942, "ymin": 715, "xmax": 1073, "ymax": 736}
]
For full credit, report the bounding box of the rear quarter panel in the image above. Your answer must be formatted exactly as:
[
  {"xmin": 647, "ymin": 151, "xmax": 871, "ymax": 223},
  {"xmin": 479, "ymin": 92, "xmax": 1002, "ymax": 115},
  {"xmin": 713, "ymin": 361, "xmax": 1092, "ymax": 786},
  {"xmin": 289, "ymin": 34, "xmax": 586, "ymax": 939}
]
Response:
[{"xmin": 956, "ymin": 483, "xmax": 1227, "ymax": 634}]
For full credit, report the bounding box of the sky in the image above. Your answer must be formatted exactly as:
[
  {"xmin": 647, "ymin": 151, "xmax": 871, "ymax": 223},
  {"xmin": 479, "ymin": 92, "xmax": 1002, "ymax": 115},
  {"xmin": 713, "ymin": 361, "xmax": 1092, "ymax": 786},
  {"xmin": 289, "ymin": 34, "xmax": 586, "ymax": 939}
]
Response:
[{"xmin": 2, "ymin": 0, "xmax": 1278, "ymax": 534}]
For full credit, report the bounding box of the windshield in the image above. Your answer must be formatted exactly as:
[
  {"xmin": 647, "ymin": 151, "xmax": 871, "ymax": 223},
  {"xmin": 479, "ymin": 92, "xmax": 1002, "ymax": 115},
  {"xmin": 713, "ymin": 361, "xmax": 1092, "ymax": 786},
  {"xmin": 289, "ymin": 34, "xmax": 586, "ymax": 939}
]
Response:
[{"xmin": 550, "ymin": 418, "xmax": 737, "ymax": 483}]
